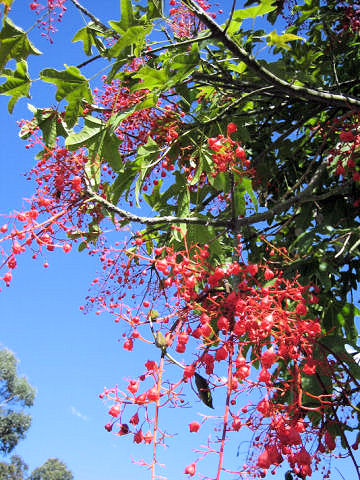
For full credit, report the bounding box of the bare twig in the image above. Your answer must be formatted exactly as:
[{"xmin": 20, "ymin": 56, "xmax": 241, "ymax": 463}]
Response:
[
  {"xmin": 223, "ymin": 0, "xmax": 237, "ymax": 35},
  {"xmin": 148, "ymin": 33, "xmax": 212, "ymax": 55},
  {"xmin": 69, "ymin": 0, "xmax": 108, "ymax": 31},
  {"xmin": 76, "ymin": 54, "xmax": 102, "ymax": 69}
]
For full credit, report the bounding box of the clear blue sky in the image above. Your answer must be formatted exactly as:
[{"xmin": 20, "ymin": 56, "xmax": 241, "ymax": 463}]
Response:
[{"xmin": 0, "ymin": 2, "xmax": 358, "ymax": 480}]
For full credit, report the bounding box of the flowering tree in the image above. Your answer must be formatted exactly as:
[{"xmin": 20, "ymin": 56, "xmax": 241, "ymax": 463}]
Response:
[{"xmin": 0, "ymin": 0, "xmax": 360, "ymax": 478}]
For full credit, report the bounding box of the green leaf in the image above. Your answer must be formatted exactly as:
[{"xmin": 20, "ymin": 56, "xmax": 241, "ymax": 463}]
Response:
[
  {"xmin": 134, "ymin": 138, "xmax": 161, "ymax": 205},
  {"xmin": 78, "ymin": 241, "xmax": 87, "ymax": 252},
  {"xmin": 267, "ymin": 30, "xmax": 304, "ymax": 50},
  {"xmin": 155, "ymin": 331, "xmax": 167, "ymax": 351},
  {"xmin": 65, "ymin": 116, "xmax": 104, "ymax": 149},
  {"xmin": 233, "ymin": 175, "xmax": 256, "ymax": 217},
  {"xmin": 234, "ymin": 183, "xmax": 246, "ymax": 216},
  {"xmin": 190, "ymin": 154, "xmax": 204, "ymax": 186},
  {"xmin": 144, "ymin": 179, "xmax": 163, "ymax": 210},
  {"xmin": 72, "ymin": 23, "xmax": 106, "ymax": 56},
  {"xmin": 40, "ymin": 66, "xmax": 92, "ymax": 128},
  {"xmin": 109, "ymin": 137, "xmax": 160, "ymax": 206},
  {"xmin": 241, "ymin": 176, "xmax": 258, "ymax": 211},
  {"xmin": 121, "ymin": 0, "xmax": 135, "ymax": 30},
  {"xmin": 213, "ymin": 172, "xmax": 228, "ymax": 192},
  {"xmin": 110, "ymin": 93, "xmax": 158, "ymax": 130},
  {"xmin": 85, "ymin": 157, "xmax": 101, "ymax": 191},
  {"xmin": 101, "ymin": 133, "xmax": 123, "ymax": 172},
  {"xmin": 137, "ymin": 136, "xmax": 161, "ymax": 159},
  {"xmin": 0, "ymin": 0, "xmax": 14, "ymax": 9},
  {"xmin": 227, "ymin": 0, "xmax": 277, "ymax": 36},
  {"xmin": 19, "ymin": 104, "xmax": 69, "ymax": 148},
  {"xmin": 177, "ymin": 185, "xmax": 190, "ymax": 217},
  {"xmin": 337, "ymin": 303, "xmax": 360, "ymax": 344},
  {"xmin": 106, "ymin": 57, "xmax": 129, "ymax": 82},
  {"xmin": 72, "ymin": 25, "xmax": 94, "ymax": 56},
  {"xmin": 132, "ymin": 65, "xmax": 169, "ymax": 92},
  {"xmin": 147, "ymin": 0, "xmax": 163, "ymax": 19},
  {"xmin": 110, "ymin": 161, "xmax": 140, "ymax": 205},
  {"xmin": 168, "ymin": 43, "xmax": 199, "ymax": 75},
  {"xmin": 65, "ymin": 116, "xmax": 122, "ymax": 171},
  {"xmin": 0, "ymin": 17, "xmax": 41, "ymax": 71},
  {"xmin": 107, "ymin": 25, "xmax": 151, "ymax": 58},
  {"xmin": 227, "ymin": 61, "xmax": 247, "ymax": 75},
  {"xmin": 0, "ymin": 60, "xmax": 30, "ymax": 112}
]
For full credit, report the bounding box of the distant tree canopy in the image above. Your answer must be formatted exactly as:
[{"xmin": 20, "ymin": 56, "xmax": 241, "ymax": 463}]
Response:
[
  {"xmin": 0, "ymin": 349, "xmax": 73, "ymax": 480},
  {"xmin": 0, "ymin": 454, "xmax": 29, "ymax": 480},
  {"xmin": 27, "ymin": 458, "xmax": 73, "ymax": 480},
  {"xmin": 0, "ymin": 456, "xmax": 73, "ymax": 480},
  {"xmin": 0, "ymin": 349, "xmax": 35, "ymax": 455}
]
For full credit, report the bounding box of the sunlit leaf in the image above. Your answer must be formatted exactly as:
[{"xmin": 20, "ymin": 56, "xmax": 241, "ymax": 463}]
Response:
[
  {"xmin": 267, "ymin": 30, "xmax": 304, "ymax": 50},
  {"xmin": 40, "ymin": 66, "xmax": 92, "ymax": 128},
  {"xmin": 0, "ymin": 17, "xmax": 41, "ymax": 71},
  {"xmin": 0, "ymin": 59, "xmax": 30, "ymax": 112}
]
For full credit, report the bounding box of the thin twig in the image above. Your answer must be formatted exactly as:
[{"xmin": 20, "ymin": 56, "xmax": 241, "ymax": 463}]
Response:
[
  {"xmin": 69, "ymin": 0, "xmax": 109, "ymax": 32},
  {"xmin": 148, "ymin": 33, "xmax": 212, "ymax": 55},
  {"xmin": 76, "ymin": 54, "xmax": 102, "ymax": 69},
  {"xmin": 223, "ymin": 0, "xmax": 237, "ymax": 35},
  {"xmin": 335, "ymin": 232, "xmax": 352, "ymax": 258}
]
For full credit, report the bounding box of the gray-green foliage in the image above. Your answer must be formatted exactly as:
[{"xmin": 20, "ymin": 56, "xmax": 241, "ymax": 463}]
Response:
[
  {"xmin": 0, "ymin": 455, "xmax": 28, "ymax": 480},
  {"xmin": 27, "ymin": 458, "xmax": 73, "ymax": 480},
  {"xmin": 0, "ymin": 456, "xmax": 73, "ymax": 480},
  {"xmin": 0, "ymin": 349, "xmax": 35, "ymax": 454}
]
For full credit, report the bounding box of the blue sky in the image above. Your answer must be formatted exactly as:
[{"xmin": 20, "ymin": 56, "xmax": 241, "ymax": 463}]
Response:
[{"xmin": 0, "ymin": 1, "xmax": 359, "ymax": 480}]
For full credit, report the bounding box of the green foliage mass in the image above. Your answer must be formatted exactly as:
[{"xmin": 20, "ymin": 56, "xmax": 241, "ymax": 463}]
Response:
[
  {"xmin": 0, "ymin": 349, "xmax": 35, "ymax": 455},
  {"xmin": 0, "ymin": 349, "xmax": 73, "ymax": 479},
  {"xmin": 27, "ymin": 458, "xmax": 73, "ymax": 480},
  {"xmin": 0, "ymin": 455, "xmax": 29, "ymax": 480},
  {"xmin": 0, "ymin": 456, "xmax": 73, "ymax": 480}
]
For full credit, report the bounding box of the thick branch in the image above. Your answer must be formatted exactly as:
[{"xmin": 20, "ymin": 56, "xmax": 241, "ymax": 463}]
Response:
[
  {"xmin": 84, "ymin": 186, "xmax": 229, "ymax": 227},
  {"xmin": 235, "ymin": 178, "xmax": 353, "ymax": 230},
  {"xmin": 84, "ymin": 170, "xmax": 352, "ymax": 232},
  {"xmin": 183, "ymin": 0, "xmax": 360, "ymax": 109}
]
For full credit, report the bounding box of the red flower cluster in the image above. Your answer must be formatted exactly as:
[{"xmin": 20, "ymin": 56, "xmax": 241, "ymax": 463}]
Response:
[
  {"xmin": 168, "ymin": 0, "xmax": 214, "ymax": 38},
  {"xmin": 207, "ymin": 124, "xmax": 254, "ymax": 177},
  {"xmin": 336, "ymin": 3, "xmax": 360, "ymax": 34},
  {"xmin": 89, "ymin": 232, "xmax": 343, "ymax": 478},
  {"xmin": 327, "ymin": 113, "xmax": 360, "ymax": 190},
  {"xmin": 29, "ymin": 0, "xmax": 67, "ymax": 42},
  {"xmin": 0, "ymin": 135, "xmax": 90, "ymax": 286}
]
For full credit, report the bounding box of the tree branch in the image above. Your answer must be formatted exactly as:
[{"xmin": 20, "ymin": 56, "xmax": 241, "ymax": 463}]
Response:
[
  {"xmin": 183, "ymin": 86, "xmax": 276, "ymax": 131},
  {"xmin": 69, "ymin": 0, "xmax": 109, "ymax": 32},
  {"xmin": 148, "ymin": 33, "xmax": 212, "ymax": 56},
  {"xmin": 84, "ymin": 168, "xmax": 353, "ymax": 232},
  {"xmin": 183, "ymin": 0, "xmax": 360, "ymax": 109},
  {"xmin": 83, "ymin": 185, "xmax": 229, "ymax": 227},
  {"xmin": 235, "ymin": 174, "xmax": 353, "ymax": 230},
  {"xmin": 76, "ymin": 54, "xmax": 102, "ymax": 69}
]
